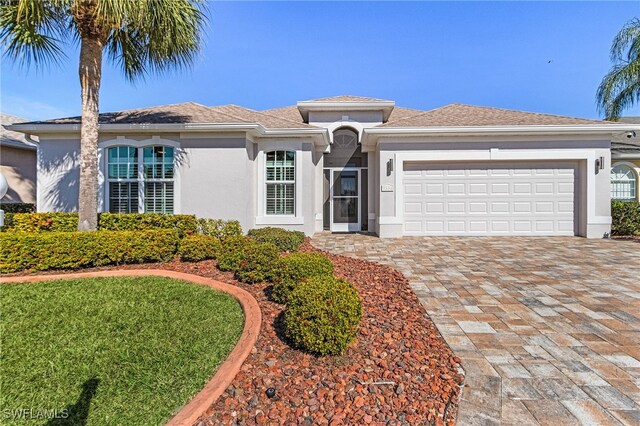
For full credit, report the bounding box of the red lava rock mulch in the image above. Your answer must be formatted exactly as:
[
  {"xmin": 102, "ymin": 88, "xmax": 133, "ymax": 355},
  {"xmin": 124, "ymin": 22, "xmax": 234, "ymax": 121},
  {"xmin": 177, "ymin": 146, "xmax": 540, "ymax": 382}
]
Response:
[
  {"xmin": 4, "ymin": 241, "xmax": 464, "ymax": 425},
  {"xmin": 199, "ymin": 241, "xmax": 463, "ymax": 426}
]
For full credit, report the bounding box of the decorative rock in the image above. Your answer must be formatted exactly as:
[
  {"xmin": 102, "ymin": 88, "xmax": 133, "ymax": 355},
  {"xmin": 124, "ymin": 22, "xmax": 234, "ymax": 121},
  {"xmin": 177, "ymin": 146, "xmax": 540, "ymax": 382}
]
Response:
[{"xmin": 164, "ymin": 241, "xmax": 462, "ymax": 425}]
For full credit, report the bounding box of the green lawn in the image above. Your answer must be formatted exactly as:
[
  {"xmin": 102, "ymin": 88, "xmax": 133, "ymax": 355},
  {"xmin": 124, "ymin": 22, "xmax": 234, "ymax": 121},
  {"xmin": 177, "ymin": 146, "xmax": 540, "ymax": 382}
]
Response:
[{"xmin": 0, "ymin": 276, "xmax": 244, "ymax": 426}]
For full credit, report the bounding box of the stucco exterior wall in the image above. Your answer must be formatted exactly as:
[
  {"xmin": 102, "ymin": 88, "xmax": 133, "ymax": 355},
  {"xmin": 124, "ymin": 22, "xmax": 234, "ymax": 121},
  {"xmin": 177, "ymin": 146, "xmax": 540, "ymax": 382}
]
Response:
[
  {"xmin": 37, "ymin": 137, "xmax": 80, "ymax": 211},
  {"xmin": 37, "ymin": 133, "xmax": 322, "ymax": 235},
  {"xmin": 0, "ymin": 146, "xmax": 36, "ymax": 204},
  {"xmin": 179, "ymin": 137, "xmax": 257, "ymax": 233}
]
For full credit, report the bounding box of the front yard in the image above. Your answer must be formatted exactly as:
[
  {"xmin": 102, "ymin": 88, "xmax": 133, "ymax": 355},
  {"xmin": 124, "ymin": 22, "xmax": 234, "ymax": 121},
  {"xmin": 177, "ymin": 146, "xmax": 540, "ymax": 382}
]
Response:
[{"xmin": 0, "ymin": 276, "xmax": 244, "ymax": 426}]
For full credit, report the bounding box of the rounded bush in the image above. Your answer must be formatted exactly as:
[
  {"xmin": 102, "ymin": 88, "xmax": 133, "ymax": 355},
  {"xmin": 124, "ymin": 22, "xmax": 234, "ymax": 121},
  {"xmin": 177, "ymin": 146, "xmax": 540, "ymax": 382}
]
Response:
[
  {"xmin": 284, "ymin": 276, "xmax": 362, "ymax": 356},
  {"xmin": 217, "ymin": 236, "xmax": 254, "ymax": 271},
  {"xmin": 235, "ymin": 242, "xmax": 281, "ymax": 284},
  {"xmin": 271, "ymin": 252, "xmax": 334, "ymax": 304},
  {"xmin": 247, "ymin": 227, "xmax": 305, "ymax": 252},
  {"xmin": 179, "ymin": 235, "xmax": 222, "ymax": 262}
]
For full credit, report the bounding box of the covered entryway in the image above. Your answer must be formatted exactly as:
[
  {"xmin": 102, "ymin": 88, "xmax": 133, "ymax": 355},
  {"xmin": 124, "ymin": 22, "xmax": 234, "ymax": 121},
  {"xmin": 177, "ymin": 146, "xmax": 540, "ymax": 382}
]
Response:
[{"xmin": 402, "ymin": 161, "xmax": 577, "ymax": 236}]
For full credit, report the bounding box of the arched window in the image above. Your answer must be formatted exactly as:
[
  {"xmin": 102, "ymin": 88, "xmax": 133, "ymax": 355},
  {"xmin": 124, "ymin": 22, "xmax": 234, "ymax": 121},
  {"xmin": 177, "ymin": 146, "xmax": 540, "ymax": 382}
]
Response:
[
  {"xmin": 611, "ymin": 164, "xmax": 637, "ymax": 201},
  {"xmin": 107, "ymin": 145, "xmax": 175, "ymax": 213},
  {"xmin": 265, "ymin": 150, "xmax": 295, "ymax": 215}
]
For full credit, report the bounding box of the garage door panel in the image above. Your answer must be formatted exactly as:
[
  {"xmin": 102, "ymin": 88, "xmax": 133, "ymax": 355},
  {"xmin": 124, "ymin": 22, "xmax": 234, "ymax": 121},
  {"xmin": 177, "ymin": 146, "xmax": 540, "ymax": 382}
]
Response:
[{"xmin": 402, "ymin": 162, "xmax": 575, "ymax": 236}]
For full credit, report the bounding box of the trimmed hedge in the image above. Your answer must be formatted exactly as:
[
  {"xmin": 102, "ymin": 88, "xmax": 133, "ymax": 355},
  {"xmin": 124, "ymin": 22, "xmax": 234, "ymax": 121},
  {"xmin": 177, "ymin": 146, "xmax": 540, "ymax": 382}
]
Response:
[
  {"xmin": 0, "ymin": 230, "xmax": 179, "ymax": 273},
  {"xmin": 217, "ymin": 236, "xmax": 254, "ymax": 272},
  {"xmin": 247, "ymin": 227, "xmax": 305, "ymax": 252},
  {"xmin": 271, "ymin": 252, "xmax": 334, "ymax": 304},
  {"xmin": 0, "ymin": 203, "xmax": 36, "ymax": 230},
  {"xmin": 98, "ymin": 213, "xmax": 198, "ymax": 237},
  {"xmin": 284, "ymin": 276, "xmax": 362, "ymax": 356},
  {"xmin": 5, "ymin": 212, "xmax": 198, "ymax": 237},
  {"xmin": 235, "ymin": 242, "xmax": 281, "ymax": 284},
  {"xmin": 0, "ymin": 202, "xmax": 35, "ymax": 213},
  {"xmin": 179, "ymin": 235, "xmax": 222, "ymax": 262},
  {"xmin": 612, "ymin": 201, "xmax": 640, "ymax": 236},
  {"xmin": 197, "ymin": 218, "xmax": 243, "ymax": 240}
]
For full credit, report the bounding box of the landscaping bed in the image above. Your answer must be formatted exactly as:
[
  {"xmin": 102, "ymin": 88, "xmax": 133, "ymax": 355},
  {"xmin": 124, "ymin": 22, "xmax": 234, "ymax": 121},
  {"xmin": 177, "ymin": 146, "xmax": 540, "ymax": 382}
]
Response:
[
  {"xmin": 99, "ymin": 243, "xmax": 461, "ymax": 425},
  {"xmin": 3, "ymin": 238, "xmax": 463, "ymax": 425}
]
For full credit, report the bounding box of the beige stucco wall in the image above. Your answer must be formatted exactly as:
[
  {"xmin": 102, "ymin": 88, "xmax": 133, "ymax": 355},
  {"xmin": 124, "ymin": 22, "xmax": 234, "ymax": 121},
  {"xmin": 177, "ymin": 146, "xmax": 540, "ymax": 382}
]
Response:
[{"xmin": 0, "ymin": 145, "xmax": 37, "ymax": 204}]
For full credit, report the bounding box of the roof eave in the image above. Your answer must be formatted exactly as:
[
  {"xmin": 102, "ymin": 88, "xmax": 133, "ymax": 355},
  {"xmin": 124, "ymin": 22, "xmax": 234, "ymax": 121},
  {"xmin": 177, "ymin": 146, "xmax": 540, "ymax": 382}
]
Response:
[
  {"xmin": 612, "ymin": 152, "xmax": 640, "ymax": 159},
  {"xmin": 363, "ymin": 124, "xmax": 640, "ymax": 145},
  {"xmin": 0, "ymin": 140, "xmax": 37, "ymax": 150},
  {"xmin": 6, "ymin": 122, "xmax": 331, "ymax": 147},
  {"xmin": 296, "ymin": 101, "xmax": 396, "ymax": 121}
]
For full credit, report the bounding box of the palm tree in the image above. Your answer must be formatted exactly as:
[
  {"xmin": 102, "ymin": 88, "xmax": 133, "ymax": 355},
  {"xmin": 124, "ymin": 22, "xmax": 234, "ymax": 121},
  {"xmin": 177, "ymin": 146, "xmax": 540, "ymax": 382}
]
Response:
[
  {"xmin": 597, "ymin": 18, "xmax": 640, "ymax": 120},
  {"xmin": 0, "ymin": 0, "xmax": 206, "ymax": 230}
]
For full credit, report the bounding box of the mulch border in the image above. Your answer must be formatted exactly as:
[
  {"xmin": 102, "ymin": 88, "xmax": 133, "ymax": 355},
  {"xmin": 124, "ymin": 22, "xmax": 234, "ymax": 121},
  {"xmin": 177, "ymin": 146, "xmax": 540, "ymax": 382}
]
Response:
[{"xmin": 0, "ymin": 269, "xmax": 262, "ymax": 426}]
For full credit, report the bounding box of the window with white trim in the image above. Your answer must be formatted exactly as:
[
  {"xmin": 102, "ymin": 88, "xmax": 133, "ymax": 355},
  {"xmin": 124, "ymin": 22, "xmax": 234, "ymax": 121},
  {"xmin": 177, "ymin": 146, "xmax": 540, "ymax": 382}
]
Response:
[
  {"xmin": 265, "ymin": 150, "xmax": 295, "ymax": 215},
  {"xmin": 611, "ymin": 164, "xmax": 637, "ymax": 201},
  {"xmin": 107, "ymin": 145, "xmax": 174, "ymax": 213}
]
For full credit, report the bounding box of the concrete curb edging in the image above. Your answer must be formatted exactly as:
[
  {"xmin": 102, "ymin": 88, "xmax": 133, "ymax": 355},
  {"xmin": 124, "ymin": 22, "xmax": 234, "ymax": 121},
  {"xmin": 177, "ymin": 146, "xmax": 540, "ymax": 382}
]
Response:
[{"xmin": 0, "ymin": 269, "xmax": 262, "ymax": 426}]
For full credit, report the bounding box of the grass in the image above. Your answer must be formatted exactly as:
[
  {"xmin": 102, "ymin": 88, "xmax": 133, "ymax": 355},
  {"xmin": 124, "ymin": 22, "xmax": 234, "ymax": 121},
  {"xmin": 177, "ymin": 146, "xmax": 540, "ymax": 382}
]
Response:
[{"xmin": 0, "ymin": 276, "xmax": 244, "ymax": 426}]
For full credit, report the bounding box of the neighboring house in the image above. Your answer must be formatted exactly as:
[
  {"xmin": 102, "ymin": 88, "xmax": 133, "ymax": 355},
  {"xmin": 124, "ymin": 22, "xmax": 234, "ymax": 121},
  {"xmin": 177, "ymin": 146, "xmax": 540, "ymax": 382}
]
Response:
[
  {"xmin": 611, "ymin": 117, "xmax": 640, "ymax": 202},
  {"xmin": 8, "ymin": 96, "xmax": 640, "ymax": 238},
  {"xmin": 0, "ymin": 113, "xmax": 37, "ymax": 204}
]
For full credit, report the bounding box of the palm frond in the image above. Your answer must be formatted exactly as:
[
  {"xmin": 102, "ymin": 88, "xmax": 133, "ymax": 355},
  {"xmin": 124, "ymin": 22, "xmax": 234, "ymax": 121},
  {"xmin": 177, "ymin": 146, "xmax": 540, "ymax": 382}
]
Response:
[
  {"xmin": 597, "ymin": 18, "xmax": 640, "ymax": 120},
  {"xmin": 102, "ymin": 0, "xmax": 207, "ymax": 81},
  {"xmin": 0, "ymin": 0, "xmax": 70, "ymax": 68}
]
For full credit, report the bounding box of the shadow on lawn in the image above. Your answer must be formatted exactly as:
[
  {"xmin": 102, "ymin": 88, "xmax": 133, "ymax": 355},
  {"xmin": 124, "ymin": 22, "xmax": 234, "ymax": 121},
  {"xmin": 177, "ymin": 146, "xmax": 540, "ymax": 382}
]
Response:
[{"xmin": 46, "ymin": 377, "xmax": 100, "ymax": 426}]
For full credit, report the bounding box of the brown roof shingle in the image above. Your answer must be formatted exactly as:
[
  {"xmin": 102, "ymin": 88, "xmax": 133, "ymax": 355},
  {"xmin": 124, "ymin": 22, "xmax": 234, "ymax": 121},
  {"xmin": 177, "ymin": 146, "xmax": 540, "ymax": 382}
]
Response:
[
  {"xmin": 299, "ymin": 95, "xmax": 392, "ymax": 103},
  {"xmin": 208, "ymin": 105, "xmax": 315, "ymax": 129},
  {"xmin": 31, "ymin": 102, "xmax": 250, "ymax": 125},
  {"xmin": 379, "ymin": 104, "xmax": 612, "ymax": 127},
  {"xmin": 26, "ymin": 102, "xmax": 316, "ymax": 129}
]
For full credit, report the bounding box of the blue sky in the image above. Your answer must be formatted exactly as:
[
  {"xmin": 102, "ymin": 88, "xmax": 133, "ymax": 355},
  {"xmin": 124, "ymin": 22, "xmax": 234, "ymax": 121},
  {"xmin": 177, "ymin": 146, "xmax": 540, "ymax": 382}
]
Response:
[{"xmin": 1, "ymin": 1, "xmax": 639, "ymax": 121}]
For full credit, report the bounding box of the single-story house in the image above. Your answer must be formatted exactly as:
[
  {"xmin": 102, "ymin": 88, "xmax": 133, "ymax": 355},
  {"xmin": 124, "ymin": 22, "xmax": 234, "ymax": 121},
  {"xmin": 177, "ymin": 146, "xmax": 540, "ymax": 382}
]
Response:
[
  {"xmin": 1, "ymin": 113, "xmax": 37, "ymax": 204},
  {"xmin": 610, "ymin": 117, "xmax": 640, "ymax": 202},
  {"xmin": 8, "ymin": 95, "xmax": 640, "ymax": 238}
]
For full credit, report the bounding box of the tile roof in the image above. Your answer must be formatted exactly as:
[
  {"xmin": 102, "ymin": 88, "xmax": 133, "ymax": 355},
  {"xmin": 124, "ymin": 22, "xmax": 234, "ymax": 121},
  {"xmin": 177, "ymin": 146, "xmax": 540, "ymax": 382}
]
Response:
[
  {"xmin": 612, "ymin": 117, "xmax": 640, "ymax": 156},
  {"xmin": 261, "ymin": 105, "xmax": 304, "ymax": 123},
  {"xmin": 1, "ymin": 113, "xmax": 36, "ymax": 150},
  {"xmin": 208, "ymin": 104, "xmax": 316, "ymax": 129},
  {"xmin": 26, "ymin": 102, "xmax": 316, "ymax": 129},
  {"xmin": 30, "ymin": 102, "xmax": 249, "ymax": 125},
  {"xmin": 379, "ymin": 104, "xmax": 612, "ymax": 127},
  {"xmin": 299, "ymin": 95, "xmax": 392, "ymax": 103}
]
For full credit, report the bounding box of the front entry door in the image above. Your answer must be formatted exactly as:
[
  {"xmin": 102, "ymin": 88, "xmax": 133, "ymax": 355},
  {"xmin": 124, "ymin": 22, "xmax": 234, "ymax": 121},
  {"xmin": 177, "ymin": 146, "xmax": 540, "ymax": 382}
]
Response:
[{"xmin": 330, "ymin": 169, "xmax": 360, "ymax": 232}]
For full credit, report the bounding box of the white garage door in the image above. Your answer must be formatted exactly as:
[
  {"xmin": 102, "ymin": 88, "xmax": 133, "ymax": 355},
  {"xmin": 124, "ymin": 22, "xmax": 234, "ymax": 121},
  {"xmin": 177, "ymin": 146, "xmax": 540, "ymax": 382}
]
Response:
[{"xmin": 403, "ymin": 162, "xmax": 576, "ymax": 236}]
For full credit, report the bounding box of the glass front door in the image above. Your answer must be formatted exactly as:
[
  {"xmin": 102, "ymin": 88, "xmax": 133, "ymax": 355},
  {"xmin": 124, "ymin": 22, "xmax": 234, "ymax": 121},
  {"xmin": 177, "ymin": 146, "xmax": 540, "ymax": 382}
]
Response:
[{"xmin": 330, "ymin": 169, "xmax": 360, "ymax": 232}]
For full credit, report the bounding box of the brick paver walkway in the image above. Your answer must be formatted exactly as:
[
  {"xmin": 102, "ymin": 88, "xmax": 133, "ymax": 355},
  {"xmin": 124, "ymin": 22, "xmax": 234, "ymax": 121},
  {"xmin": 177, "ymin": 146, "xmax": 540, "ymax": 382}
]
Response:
[{"xmin": 311, "ymin": 234, "xmax": 640, "ymax": 426}]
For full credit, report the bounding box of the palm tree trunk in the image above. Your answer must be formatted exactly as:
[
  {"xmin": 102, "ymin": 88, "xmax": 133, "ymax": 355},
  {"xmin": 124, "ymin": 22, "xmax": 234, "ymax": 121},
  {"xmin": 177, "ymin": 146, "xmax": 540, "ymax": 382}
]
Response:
[{"xmin": 77, "ymin": 36, "xmax": 103, "ymax": 231}]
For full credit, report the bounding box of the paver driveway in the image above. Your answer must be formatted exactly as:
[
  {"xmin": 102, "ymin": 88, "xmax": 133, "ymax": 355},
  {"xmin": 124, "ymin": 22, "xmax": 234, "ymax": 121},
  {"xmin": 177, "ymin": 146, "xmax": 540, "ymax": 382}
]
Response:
[{"xmin": 311, "ymin": 234, "xmax": 640, "ymax": 426}]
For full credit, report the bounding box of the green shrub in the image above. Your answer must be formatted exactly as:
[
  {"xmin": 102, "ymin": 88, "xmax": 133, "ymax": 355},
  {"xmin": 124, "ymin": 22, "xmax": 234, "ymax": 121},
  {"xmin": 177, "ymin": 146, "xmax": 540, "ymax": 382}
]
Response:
[
  {"xmin": 271, "ymin": 252, "xmax": 334, "ymax": 304},
  {"xmin": 9, "ymin": 212, "xmax": 78, "ymax": 232},
  {"xmin": 0, "ymin": 230, "xmax": 179, "ymax": 273},
  {"xmin": 284, "ymin": 276, "xmax": 362, "ymax": 356},
  {"xmin": 197, "ymin": 218, "xmax": 243, "ymax": 240},
  {"xmin": 98, "ymin": 213, "xmax": 198, "ymax": 237},
  {"xmin": 0, "ymin": 202, "xmax": 35, "ymax": 213},
  {"xmin": 235, "ymin": 242, "xmax": 281, "ymax": 284},
  {"xmin": 217, "ymin": 236, "xmax": 254, "ymax": 271},
  {"xmin": 247, "ymin": 227, "xmax": 305, "ymax": 252},
  {"xmin": 6, "ymin": 212, "xmax": 198, "ymax": 237},
  {"xmin": 0, "ymin": 203, "xmax": 36, "ymax": 231},
  {"xmin": 179, "ymin": 235, "xmax": 222, "ymax": 262},
  {"xmin": 612, "ymin": 201, "xmax": 640, "ymax": 236}
]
